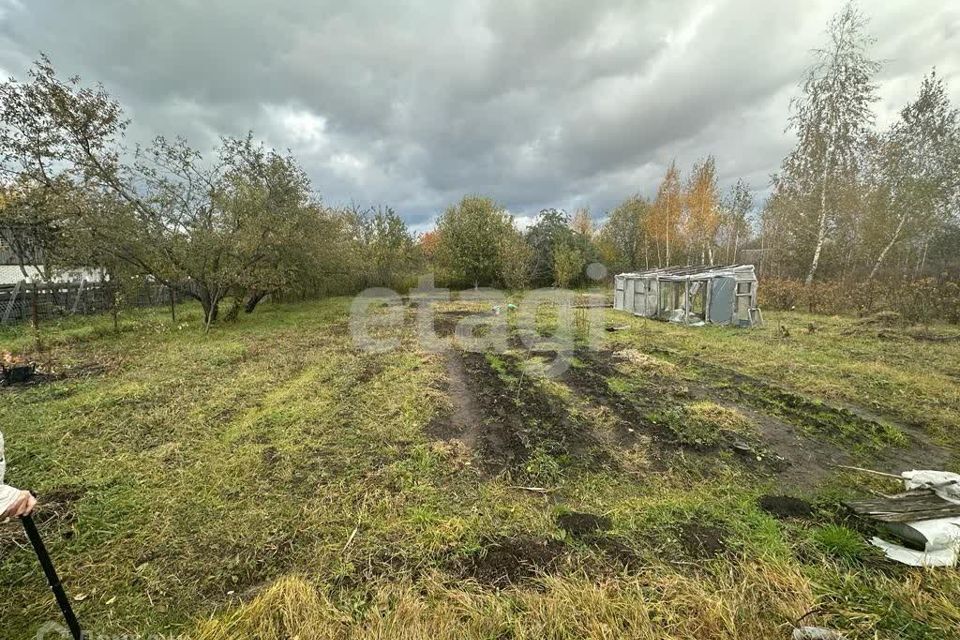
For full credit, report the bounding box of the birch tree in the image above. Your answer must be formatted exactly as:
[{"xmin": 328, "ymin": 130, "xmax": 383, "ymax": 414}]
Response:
[
  {"xmin": 684, "ymin": 156, "xmax": 721, "ymax": 264},
  {"xmin": 720, "ymin": 179, "xmax": 753, "ymax": 264},
  {"xmin": 781, "ymin": 2, "xmax": 879, "ymax": 284},
  {"xmin": 867, "ymin": 71, "xmax": 960, "ymax": 280},
  {"xmin": 648, "ymin": 161, "xmax": 683, "ymax": 267},
  {"xmin": 570, "ymin": 207, "xmax": 593, "ymax": 237}
]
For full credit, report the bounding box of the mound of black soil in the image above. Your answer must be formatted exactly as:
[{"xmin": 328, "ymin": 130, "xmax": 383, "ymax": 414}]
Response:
[
  {"xmin": 758, "ymin": 494, "xmax": 814, "ymax": 519},
  {"xmin": 677, "ymin": 522, "xmax": 727, "ymax": 559},
  {"xmin": 457, "ymin": 537, "xmax": 566, "ymax": 587}
]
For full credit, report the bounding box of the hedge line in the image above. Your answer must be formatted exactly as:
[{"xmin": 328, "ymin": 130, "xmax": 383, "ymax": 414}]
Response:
[{"xmin": 759, "ymin": 277, "xmax": 960, "ymax": 324}]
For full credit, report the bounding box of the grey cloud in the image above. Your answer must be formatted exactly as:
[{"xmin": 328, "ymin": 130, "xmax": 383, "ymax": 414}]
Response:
[{"xmin": 1, "ymin": 0, "xmax": 958, "ymax": 225}]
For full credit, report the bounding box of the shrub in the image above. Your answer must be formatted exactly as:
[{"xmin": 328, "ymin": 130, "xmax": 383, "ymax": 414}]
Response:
[{"xmin": 759, "ymin": 277, "xmax": 960, "ymax": 324}]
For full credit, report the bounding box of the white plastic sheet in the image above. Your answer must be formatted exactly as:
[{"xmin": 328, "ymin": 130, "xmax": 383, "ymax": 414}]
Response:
[{"xmin": 869, "ymin": 470, "xmax": 960, "ymax": 567}]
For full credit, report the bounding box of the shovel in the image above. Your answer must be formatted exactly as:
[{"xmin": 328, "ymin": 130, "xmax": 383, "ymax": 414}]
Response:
[{"xmin": 21, "ymin": 511, "xmax": 84, "ymax": 640}]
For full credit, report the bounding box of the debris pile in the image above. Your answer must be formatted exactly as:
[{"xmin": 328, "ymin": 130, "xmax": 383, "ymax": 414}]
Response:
[
  {"xmin": 846, "ymin": 470, "xmax": 960, "ymax": 567},
  {"xmin": 1, "ymin": 352, "xmax": 34, "ymax": 385}
]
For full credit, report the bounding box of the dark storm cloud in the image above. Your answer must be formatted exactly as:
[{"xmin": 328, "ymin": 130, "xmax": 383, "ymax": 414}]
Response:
[{"xmin": 1, "ymin": 0, "xmax": 958, "ymax": 230}]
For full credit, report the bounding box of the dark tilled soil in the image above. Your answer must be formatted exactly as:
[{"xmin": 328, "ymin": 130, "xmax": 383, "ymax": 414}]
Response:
[
  {"xmin": 676, "ymin": 522, "xmax": 728, "ymax": 559},
  {"xmin": 456, "ymin": 351, "xmax": 605, "ymax": 472},
  {"xmin": 433, "ymin": 310, "xmax": 483, "ymax": 339},
  {"xmin": 655, "ymin": 349, "xmax": 933, "ymax": 452},
  {"xmin": 457, "ymin": 537, "xmax": 567, "ymax": 587},
  {"xmin": 629, "ymin": 346, "xmax": 949, "ymax": 486},
  {"xmin": 588, "ymin": 536, "xmax": 646, "ymax": 572},
  {"xmin": 424, "ymin": 351, "xmax": 485, "ymax": 447},
  {"xmin": 261, "ymin": 445, "xmax": 281, "ymax": 467},
  {"xmin": 556, "ymin": 511, "xmax": 613, "ymax": 536},
  {"xmin": 726, "ymin": 402, "xmax": 849, "ymax": 490},
  {"xmin": 758, "ymin": 495, "xmax": 814, "ymax": 519},
  {"xmin": 433, "ymin": 312, "xmax": 460, "ymax": 338},
  {"xmin": 561, "ymin": 349, "xmax": 676, "ymax": 444}
]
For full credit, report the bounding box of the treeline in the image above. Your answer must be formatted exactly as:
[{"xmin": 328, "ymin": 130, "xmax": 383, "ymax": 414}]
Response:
[
  {"xmin": 1, "ymin": 3, "xmax": 957, "ymax": 327},
  {"xmin": 426, "ymin": 160, "xmax": 752, "ymax": 291}
]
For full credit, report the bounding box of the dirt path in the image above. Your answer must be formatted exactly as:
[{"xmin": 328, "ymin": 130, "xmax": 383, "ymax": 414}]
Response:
[{"xmin": 442, "ymin": 351, "xmax": 484, "ymax": 449}]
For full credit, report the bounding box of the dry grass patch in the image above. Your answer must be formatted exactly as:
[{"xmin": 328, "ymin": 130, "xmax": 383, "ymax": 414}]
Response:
[{"xmin": 193, "ymin": 559, "xmax": 817, "ymax": 640}]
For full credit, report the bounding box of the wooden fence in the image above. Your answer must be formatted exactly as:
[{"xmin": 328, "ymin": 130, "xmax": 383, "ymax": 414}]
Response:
[{"xmin": 0, "ymin": 280, "xmax": 182, "ymax": 326}]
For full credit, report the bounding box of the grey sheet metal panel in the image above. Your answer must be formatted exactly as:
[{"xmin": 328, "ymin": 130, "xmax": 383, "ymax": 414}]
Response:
[
  {"xmin": 644, "ymin": 278, "xmax": 658, "ymax": 317},
  {"xmin": 625, "ymin": 277, "xmax": 637, "ymax": 314},
  {"xmin": 708, "ymin": 276, "xmax": 735, "ymax": 324},
  {"xmin": 631, "ymin": 278, "xmax": 645, "ymax": 315},
  {"xmin": 614, "ymin": 275, "xmax": 625, "ymax": 310}
]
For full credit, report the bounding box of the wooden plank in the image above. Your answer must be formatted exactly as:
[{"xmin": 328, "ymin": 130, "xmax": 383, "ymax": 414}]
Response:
[{"xmin": 845, "ymin": 489, "xmax": 960, "ymax": 523}]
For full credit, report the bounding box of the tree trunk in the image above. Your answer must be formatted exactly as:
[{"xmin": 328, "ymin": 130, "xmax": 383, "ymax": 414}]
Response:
[
  {"xmin": 223, "ymin": 298, "xmax": 242, "ymax": 322},
  {"xmin": 111, "ymin": 284, "xmax": 120, "ymax": 333},
  {"xmin": 805, "ymin": 162, "xmax": 830, "ymax": 285},
  {"xmin": 244, "ymin": 290, "xmax": 268, "ymax": 314},
  {"xmin": 200, "ymin": 288, "xmax": 220, "ymax": 327},
  {"xmin": 868, "ymin": 211, "xmax": 907, "ymax": 281},
  {"xmin": 665, "ymin": 221, "xmax": 671, "ymax": 266},
  {"xmin": 916, "ymin": 239, "xmax": 929, "ymax": 278}
]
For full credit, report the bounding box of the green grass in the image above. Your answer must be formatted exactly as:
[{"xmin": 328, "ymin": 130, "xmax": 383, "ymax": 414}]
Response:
[
  {"xmin": 653, "ymin": 401, "xmax": 757, "ymax": 447},
  {"xmin": 612, "ymin": 309, "xmax": 960, "ymax": 452},
  {"xmin": 1, "ymin": 299, "xmax": 958, "ymax": 639}
]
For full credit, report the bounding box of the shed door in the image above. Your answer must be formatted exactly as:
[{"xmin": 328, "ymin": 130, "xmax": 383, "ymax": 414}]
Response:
[
  {"xmin": 625, "ymin": 278, "xmax": 636, "ymax": 313},
  {"xmin": 709, "ymin": 277, "xmax": 735, "ymax": 324},
  {"xmin": 633, "ymin": 279, "xmax": 646, "ymax": 315}
]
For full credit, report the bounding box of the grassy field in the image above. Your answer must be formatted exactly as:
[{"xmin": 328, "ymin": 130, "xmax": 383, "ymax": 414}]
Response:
[{"xmin": 1, "ymin": 297, "xmax": 959, "ymax": 639}]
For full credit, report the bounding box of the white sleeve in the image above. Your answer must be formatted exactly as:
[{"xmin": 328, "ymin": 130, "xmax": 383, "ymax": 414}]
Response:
[{"xmin": 0, "ymin": 431, "xmax": 21, "ymax": 514}]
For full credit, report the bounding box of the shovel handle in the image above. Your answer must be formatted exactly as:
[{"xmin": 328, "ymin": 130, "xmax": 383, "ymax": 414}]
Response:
[{"xmin": 21, "ymin": 510, "xmax": 84, "ymax": 640}]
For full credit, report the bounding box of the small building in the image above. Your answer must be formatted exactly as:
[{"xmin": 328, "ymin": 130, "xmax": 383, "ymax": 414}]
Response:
[
  {"xmin": 614, "ymin": 264, "xmax": 761, "ymax": 327},
  {"xmin": 0, "ymin": 227, "xmax": 102, "ymax": 285}
]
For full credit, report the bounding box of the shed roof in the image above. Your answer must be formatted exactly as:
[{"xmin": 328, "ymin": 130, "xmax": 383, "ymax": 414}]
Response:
[{"xmin": 617, "ymin": 264, "xmax": 756, "ymax": 281}]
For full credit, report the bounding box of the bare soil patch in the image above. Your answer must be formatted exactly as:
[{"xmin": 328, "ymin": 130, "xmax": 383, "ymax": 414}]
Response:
[
  {"xmin": 424, "ymin": 351, "xmax": 484, "ymax": 448},
  {"xmin": 456, "ymin": 351, "xmax": 605, "ymax": 472},
  {"xmin": 676, "ymin": 522, "xmax": 728, "ymax": 559},
  {"xmin": 457, "ymin": 536, "xmax": 566, "ymax": 587},
  {"xmin": 758, "ymin": 495, "xmax": 814, "ymax": 519},
  {"xmin": 355, "ymin": 357, "xmax": 385, "ymax": 383},
  {"xmin": 556, "ymin": 511, "xmax": 613, "ymax": 537},
  {"xmin": 562, "ymin": 349, "xmax": 675, "ymax": 443},
  {"xmin": 636, "ymin": 346, "xmax": 950, "ymax": 484}
]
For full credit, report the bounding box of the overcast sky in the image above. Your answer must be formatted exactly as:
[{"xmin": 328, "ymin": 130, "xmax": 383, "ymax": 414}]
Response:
[{"xmin": 1, "ymin": 1, "xmax": 958, "ymax": 232}]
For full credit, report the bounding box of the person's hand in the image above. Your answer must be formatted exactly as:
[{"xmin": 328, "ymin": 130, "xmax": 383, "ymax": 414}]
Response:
[{"xmin": 2, "ymin": 490, "xmax": 37, "ymax": 517}]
